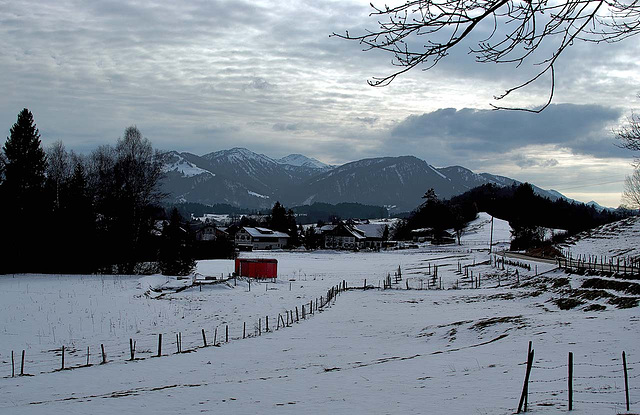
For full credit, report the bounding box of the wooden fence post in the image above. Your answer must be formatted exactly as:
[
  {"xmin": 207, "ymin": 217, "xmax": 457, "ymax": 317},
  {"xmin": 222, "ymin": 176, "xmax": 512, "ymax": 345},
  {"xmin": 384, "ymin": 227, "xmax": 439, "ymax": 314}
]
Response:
[
  {"xmin": 101, "ymin": 343, "xmax": 106, "ymax": 363},
  {"xmin": 129, "ymin": 339, "xmax": 134, "ymax": 360},
  {"xmin": 214, "ymin": 327, "xmax": 218, "ymax": 345},
  {"xmin": 568, "ymin": 352, "xmax": 573, "ymax": 411},
  {"xmin": 11, "ymin": 351, "xmax": 14, "ymax": 377},
  {"xmin": 202, "ymin": 329, "xmax": 207, "ymax": 347},
  {"xmin": 226, "ymin": 325, "xmax": 229, "ymax": 342},
  {"xmin": 524, "ymin": 341, "xmax": 531, "ymax": 409},
  {"xmin": 21, "ymin": 350, "xmax": 25, "ymax": 375},
  {"xmin": 266, "ymin": 316, "xmax": 269, "ymax": 332},
  {"xmin": 157, "ymin": 334, "xmax": 162, "ymax": 357},
  {"xmin": 623, "ymin": 351, "xmax": 630, "ymax": 412},
  {"xmin": 61, "ymin": 345, "xmax": 65, "ymax": 369},
  {"xmin": 86, "ymin": 346, "xmax": 90, "ymax": 366},
  {"xmin": 517, "ymin": 348, "xmax": 534, "ymax": 413},
  {"xmin": 243, "ymin": 322, "xmax": 246, "ymax": 339}
]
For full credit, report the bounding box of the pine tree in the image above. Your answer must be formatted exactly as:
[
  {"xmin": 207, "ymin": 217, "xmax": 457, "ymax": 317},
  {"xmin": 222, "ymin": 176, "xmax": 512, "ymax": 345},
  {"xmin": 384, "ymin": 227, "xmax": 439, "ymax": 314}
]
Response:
[
  {"xmin": 2, "ymin": 108, "xmax": 47, "ymax": 213},
  {"xmin": 1, "ymin": 109, "xmax": 48, "ymax": 273}
]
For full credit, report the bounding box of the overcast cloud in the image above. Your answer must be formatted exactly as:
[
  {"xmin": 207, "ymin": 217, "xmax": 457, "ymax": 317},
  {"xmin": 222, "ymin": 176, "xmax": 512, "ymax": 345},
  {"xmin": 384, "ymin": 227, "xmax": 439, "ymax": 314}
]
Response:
[{"xmin": 1, "ymin": 0, "xmax": 639, "ymax": 207}]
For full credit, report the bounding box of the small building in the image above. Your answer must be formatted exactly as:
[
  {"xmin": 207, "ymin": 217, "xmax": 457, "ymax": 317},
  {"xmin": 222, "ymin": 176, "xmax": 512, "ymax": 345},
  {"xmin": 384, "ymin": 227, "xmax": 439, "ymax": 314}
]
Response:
[
  {"xmin": 235, "ymin": 227, "xmax": 290, "ymax": 250},
  {"xmin": 189, "ymin": 221, "xmax": 218, "ymax": 241},
  {"xmin": 235, "ymin": 258, "xmax": 278, "ymax": 279}
]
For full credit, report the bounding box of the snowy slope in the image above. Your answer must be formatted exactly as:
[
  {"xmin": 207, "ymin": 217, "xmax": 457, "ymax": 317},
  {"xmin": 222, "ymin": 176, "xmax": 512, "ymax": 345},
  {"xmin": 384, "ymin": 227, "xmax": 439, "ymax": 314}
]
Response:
[
  {"xmin": 557, "ymin": 216, "xmax": 640, "ymax": 259},
  {"xmin": 276, "ymin": 154, "xmax": 331, "ymax": 170},
  {"xmin": 162, "ymin": 151, "xmax": 214, "ymax": 178}
]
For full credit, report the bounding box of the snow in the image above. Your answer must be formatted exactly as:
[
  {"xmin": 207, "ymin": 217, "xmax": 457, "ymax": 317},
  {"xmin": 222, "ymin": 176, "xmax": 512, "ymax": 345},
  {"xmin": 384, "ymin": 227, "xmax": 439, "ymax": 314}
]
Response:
[
  {"xmin": 248, "ymin": 190, "xmax": 270, "ymax": 199},
  {"xmin": 429, "ymin": 163, "xmax": 448, "ymax": 179},
  {"xmin": 276, "ymin": 154, "xmax": 329, "ymax": 170},
  {"xmin": 557, "ymin": 216, "xmax": 640, "ymax": 259},
  {"xmin": 163, "ymin": 159, "xmax": 214, "ymax": 178},
  {"xmin": 1, "ymin": 215, "xmax": 639, "ymax": 414}
]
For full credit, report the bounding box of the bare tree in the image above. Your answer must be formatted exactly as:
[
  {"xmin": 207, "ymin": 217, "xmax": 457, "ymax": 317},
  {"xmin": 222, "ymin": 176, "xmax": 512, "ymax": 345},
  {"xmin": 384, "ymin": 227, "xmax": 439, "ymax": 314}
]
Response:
[
  {"xmin": 623, "ymin": 167, "xmax": 640, "ymax": 209},
  {"xmin": 46, "ymin": 141, "xmax": 72, "ymax": 210},
  {"xmin": 334, "ymin": 0, "xmax": 640, "ymax": 111},
  {"xmin": 617, "ymin": 112, "xmax": 640, "ymax": 157}
]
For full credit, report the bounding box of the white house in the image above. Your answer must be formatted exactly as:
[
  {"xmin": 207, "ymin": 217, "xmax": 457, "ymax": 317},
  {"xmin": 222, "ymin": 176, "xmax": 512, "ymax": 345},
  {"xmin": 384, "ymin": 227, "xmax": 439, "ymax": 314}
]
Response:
[{"xmin": 235, "ymin": 227, "xmax": 290, "ymax": 250}]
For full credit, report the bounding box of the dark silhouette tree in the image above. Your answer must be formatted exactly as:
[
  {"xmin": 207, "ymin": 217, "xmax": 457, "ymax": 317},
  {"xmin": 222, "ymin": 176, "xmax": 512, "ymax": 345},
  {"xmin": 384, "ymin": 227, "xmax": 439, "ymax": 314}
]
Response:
[
  {"xmin": 1, "ymin": 109, "xmax": 48, "ymax": 273},
  {"xmin": 159, "ymin": 208, "xmax": 196, "ymax": 276},
  {"xmin": 2, "ymin": 109, "xmax": 47, "ymax": 213}
]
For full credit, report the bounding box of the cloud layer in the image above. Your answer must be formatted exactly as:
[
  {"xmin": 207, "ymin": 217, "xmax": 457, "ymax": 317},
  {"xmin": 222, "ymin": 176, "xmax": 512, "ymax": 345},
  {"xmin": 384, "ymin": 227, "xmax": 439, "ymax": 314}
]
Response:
[{"xmin": 1, "ymin": 0, "xmax": 638, "ymax": 206}]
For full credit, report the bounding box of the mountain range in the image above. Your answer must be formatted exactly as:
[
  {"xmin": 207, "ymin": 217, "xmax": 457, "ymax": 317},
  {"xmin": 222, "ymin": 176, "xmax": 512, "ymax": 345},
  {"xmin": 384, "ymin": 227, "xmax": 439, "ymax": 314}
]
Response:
[{"xmin": 161, "ymin": 147, "xmax": 567, "ymax": 213}]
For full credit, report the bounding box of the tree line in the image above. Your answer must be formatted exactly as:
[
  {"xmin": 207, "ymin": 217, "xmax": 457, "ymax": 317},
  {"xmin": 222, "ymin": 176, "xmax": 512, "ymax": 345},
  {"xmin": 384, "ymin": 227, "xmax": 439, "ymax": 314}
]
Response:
[
  {"xmin": 393, "ymin": 182, "xmax": 631, "ymax": 250},
  {"xmin": 0, "ymin": 109, "xmax": 199, "ymax": 275}
]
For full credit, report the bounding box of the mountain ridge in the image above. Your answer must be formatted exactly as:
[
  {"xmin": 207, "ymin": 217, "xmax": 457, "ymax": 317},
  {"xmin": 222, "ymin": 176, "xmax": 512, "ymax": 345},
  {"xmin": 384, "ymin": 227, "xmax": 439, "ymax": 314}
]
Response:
[{"xmin": 160, "ymin": 148, "xmax": 570, "ymax": 212}]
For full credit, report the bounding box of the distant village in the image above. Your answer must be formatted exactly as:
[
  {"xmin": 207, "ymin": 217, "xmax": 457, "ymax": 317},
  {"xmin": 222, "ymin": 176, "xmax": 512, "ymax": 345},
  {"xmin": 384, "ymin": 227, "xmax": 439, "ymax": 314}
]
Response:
[{"xmin": 182, "ymin": 215, "xmax": 401, "ymax": 252}]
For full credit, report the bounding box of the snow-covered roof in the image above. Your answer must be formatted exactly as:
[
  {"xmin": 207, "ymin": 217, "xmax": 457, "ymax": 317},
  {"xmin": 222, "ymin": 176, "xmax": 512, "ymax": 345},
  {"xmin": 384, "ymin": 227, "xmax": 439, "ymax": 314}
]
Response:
[
  {"xmin": 354, "ymin": 223, "xmax": 386, "ymax": 239},
  {"xmin": 242, "ymin": 227, "xmax": 290, "ymax": 238}
]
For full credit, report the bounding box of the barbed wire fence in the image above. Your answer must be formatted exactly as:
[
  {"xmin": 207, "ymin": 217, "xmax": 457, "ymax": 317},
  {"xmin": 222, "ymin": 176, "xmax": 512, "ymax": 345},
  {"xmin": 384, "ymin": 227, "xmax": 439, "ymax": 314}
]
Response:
[{"xmin": 517, "ymin": 342, "xmax": 637, "ymax": 412}]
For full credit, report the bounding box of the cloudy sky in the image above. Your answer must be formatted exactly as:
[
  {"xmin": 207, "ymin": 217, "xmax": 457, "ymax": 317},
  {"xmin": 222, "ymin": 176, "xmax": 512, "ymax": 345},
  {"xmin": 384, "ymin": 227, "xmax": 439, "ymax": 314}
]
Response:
[{"xmin": 1, "ymin": 0, "xmax": 639, "ymax": 207}]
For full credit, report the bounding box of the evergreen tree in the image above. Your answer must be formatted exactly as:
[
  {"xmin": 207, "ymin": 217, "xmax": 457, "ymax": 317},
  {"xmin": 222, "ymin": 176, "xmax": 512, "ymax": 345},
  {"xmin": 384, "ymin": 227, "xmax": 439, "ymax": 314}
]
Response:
[
  {"xmin": 1, "ymin": 109, "xmax": 48, "ymax": 273},
  {"xmin": 2, "ymin": 109, "xmax": 47, "ymax": 213}
]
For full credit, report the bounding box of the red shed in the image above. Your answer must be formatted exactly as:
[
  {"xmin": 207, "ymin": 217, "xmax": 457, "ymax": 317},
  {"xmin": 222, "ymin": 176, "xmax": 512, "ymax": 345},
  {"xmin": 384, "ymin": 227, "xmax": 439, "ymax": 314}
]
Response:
[{"xmin": 235, "ymin": 258, "xmax": 278, "ymax": 279}]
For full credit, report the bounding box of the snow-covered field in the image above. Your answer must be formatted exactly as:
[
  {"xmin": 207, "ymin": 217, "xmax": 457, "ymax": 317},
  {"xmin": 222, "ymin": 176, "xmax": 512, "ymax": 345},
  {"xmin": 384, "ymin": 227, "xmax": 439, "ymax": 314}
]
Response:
[{"xmin": 1, "ymin": 214, "xmax": 639, "ymax": 414}]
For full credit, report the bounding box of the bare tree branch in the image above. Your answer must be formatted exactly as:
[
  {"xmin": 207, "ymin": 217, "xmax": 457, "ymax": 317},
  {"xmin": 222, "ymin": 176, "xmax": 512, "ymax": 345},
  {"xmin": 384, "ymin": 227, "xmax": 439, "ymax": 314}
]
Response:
[{"xmin": 333, "ymin": 0, "xmax": 640, "ymax": 110}]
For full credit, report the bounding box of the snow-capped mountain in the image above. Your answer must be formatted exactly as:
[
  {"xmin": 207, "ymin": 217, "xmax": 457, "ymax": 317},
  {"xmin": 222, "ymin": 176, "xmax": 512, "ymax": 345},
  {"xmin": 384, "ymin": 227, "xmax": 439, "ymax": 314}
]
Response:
[
  {"xmin": 276, "ymin": 154, "xmax": 331, "ymax": 170},
  {"xmin": 163, "ymin": 151, "xmax": 214, "ymax": 178},
  {"xmin": 160, "ymin": 148, "xmax": 569, "ymax": 212}
]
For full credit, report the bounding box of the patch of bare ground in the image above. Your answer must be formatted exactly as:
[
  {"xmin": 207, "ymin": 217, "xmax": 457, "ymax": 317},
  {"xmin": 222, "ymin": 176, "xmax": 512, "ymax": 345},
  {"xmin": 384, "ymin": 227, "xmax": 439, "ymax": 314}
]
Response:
[
  {"xmin": 469, "ymin": 316, "xmax": 524, "ymax": 331},
  {"xmin": 553, "ymin": 297, "xmax": 585, "ymax": 310},
  {"xmin": 581, "ymin": 278, "xmax": 640, "ymax": 295},
  {"xmin": 607, "ymin": 296, "xmax": 639, "ymax": 309}
]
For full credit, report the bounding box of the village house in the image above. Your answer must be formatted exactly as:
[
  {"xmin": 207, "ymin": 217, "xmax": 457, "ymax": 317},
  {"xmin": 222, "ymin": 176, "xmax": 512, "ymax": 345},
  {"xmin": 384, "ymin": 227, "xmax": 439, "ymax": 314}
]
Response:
[
  {"xmin": 235, "ymin": 227, "xmax": 290, "ymax": 250},
  {"xmin": 323, "ymin": 222, "xmax": 366, "ymax": 250},
  {"xmin": 322, "ymin": 221, "xmax": 388, "ymax": 250}
]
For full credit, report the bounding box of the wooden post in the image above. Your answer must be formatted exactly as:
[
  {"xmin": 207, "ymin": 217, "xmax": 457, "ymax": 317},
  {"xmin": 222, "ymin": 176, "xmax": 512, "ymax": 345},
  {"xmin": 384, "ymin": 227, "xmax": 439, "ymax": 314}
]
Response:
[
  {"xmin": 202, "ymin": 329, "xmax": 207, "ymax": 347},
  {"xmin": 524, "ymin": 341, "xmax": 531, "ymax": 409},
  {"xmin": 101, "ymin": 343, "xmax": 106, "ymax": 363},
  {"xmin": 243, "ymin": 322, "xmax": 246, "ymax": 339},
  {"xmin": 259, "ymin": 318, "xmax": 261, "ymax": 335},
  {"xmin": 226, "ymin": 325, "xmax": 229, "ymax": 342},
  {"xmin": 517, "ymin": 348, "xmax": 534, "ymax": 413},
  {"xmin": 296, "ymin": 306, "xmax": 300, "ymax": 322},
  {"xmin": 21, "ymin": 350, "xmax": 25, "ymax": 375},
  {"xmin": 266, "ymin": 316, "xmax": 269, "ymax": 332},
  {"xmin": 278, "ymin": 315, "xmax": 281, "ymax": 330},
  {"xmin": 568, "ymin": 352, "xmax": 573, "ymax": 411},
  {"xmin": 86, "ymin": 346, "xmax": 90, "ymax": 366},
  {"xmin": 214, "ymin": 327, "xmax": 218, "ymax": 345},
  {"xmin": 62, "ymin": 345, "xmax": 65, "ymax": 369},
  {"xmin": 302, "ymin": 305, "xmax": 306, "ymax": 319},
  {"xmin": 364, "ymin": 279, "xmax": 366, "ymax": 290},
  {"xmin": 623, "ymin": 351, "xmax": 630, "ymax": 412},
  {"xmin": 129, "ymin": 339, "xmax": 134, "ymax": 360},
  {"xmin": 176, "ymin": 334, "xmax": 180, "ymax": 353},
  {"xmin": 157, "ymin": 334, "xmax": 162, "ymax": 357},
  {"xmin": 11, "ymin": 351, "xmax": 14, "ymax": 377}
]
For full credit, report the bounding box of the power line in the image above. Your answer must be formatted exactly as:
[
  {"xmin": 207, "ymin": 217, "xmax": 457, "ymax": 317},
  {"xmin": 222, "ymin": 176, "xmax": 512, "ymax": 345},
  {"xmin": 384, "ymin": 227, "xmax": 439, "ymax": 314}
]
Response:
[{"xmin": 554, "ymin": 179, "xmax": 625, "ymax": 191}]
